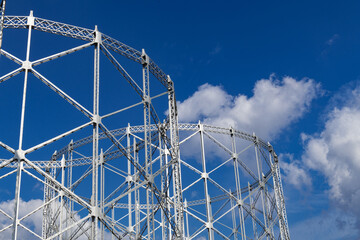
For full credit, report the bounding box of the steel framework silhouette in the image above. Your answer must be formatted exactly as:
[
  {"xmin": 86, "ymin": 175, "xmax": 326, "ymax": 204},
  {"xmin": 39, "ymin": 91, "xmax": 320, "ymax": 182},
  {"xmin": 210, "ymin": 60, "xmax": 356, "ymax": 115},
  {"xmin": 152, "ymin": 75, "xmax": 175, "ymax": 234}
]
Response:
[{"xmin": 0, "ymin": 8, "xmax": 291, "ymax": 240}]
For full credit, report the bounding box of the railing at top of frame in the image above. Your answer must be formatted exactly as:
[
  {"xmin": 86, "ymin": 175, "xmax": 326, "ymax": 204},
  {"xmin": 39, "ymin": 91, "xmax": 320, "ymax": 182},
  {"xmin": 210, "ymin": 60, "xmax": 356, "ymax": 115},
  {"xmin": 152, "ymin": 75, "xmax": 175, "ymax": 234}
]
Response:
[
  {"xmin": 2, "ymin": 15, "xmax": 169, "ymax": 87},
  {"xmin": 0, "ymin": 123, "xmax": 272, "ymax": 169}
]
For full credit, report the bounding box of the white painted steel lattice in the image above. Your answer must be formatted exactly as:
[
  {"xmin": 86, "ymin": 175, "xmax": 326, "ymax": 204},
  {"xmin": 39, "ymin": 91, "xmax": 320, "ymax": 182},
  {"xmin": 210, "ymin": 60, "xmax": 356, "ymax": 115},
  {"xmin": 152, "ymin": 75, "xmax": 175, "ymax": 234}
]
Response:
[{"xmin": 0, "ymin": 10, "xmax": 291, "ymax": 240}]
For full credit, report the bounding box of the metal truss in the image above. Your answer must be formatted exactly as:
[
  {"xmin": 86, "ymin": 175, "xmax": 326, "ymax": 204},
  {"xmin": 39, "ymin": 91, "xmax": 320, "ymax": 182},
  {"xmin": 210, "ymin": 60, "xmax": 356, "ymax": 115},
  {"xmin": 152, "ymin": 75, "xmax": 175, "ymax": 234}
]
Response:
[
  {"xmin": 0, "ymin": 10, "xmax": 291, "ymax": 240},
  {"xmin": 0, "ymin": 0, "xmax": 6, "ymax": 49}
]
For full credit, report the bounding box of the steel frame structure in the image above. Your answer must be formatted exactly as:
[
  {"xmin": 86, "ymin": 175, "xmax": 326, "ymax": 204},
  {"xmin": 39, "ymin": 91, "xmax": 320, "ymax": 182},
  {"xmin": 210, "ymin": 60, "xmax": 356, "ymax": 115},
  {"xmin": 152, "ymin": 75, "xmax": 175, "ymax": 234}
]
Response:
[
  {"xmin": 0, "ymin": 10, "xmax": 291, "ymax": 240},
  {"xmin": 0, "ymin": 0, "xmax": 5, "ymax": 48}
]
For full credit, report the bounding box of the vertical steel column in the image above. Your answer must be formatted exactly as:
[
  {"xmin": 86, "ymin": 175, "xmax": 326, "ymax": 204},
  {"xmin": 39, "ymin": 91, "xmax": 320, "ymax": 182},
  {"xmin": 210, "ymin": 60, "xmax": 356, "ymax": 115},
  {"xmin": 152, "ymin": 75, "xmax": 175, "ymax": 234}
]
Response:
[
  {"xmin": 268, "ymin": 144, "xmax": 290, "ymax": 240},
  {"xmin": 164, "ymin": 148, "xmax": 172, "ymax": 239},
  {"xmin": 100, "ymin": 149, "xmax": 105, "ymax": 239},
  {"xmin": 13, "ymin": 11, "xmax": 34, "ymax": 240},
  {"xmin": 134, "ymin": 137, "xmax": 140, "ymax": 239},
  {"xmin": 59, "ymin": 155, "xmax": 66, "ymax": 240},
  {"xmin": 199, "ymin": 123, "xmax": 214, "ymax": 240},
  {"xmin": 142, "ymin": 49, "xmax": 154, "ymax": 239},
  {"xmin": 167, "ymin": 76, "xmax": 184, "ymax": 239},
  {"xmin": 66, "ymin": 139, "xmax": 74, "ymax": 239},
  {"xmin": 12, "ymin": 158, "xmax": 23, "ymax": 240},
  {"xmin": 42, "ymin": 161, "xmax": 50, "ymax": 238},
  {"xmin": 231, "ymin": 128, "xmax": 246, "ymax": 240},
  {"xmin": 42, "ymin": 152, "xmax": 54, "ymax": 238},
  {"xmin": 111, "ymin": 206, "xmax": 115, "ymax": 240},
  {"xmin": 230, "ymin": 192, "xmax": 237, "ymax": 240},
  {"xmin": 18, "ymin": 10, "xmax": 33, "ymax": 151},
  {"xmin": 254, "ymin": 135, "xmax": 268, "ymax": 238},
  {"xmin": 159, "ymin": 130, "xmax": 166, "ymax": 240},
  {"xmin": 184, "ymin": 199, "xmax": 190, "ymax": 240},
  {"xmin": 42, "ymin": 152, "xmax": 58, "ymax": 238},
  {"xmin": 0, "ymin": 0, "xmax": 6, "ymax": 49},
  {"xmin": 91, "ymin": 25, "xmax": 101, "ymax": 240},
  {"xmin": 248, "ymin": 182, "xmax": 258, "ymax": 240},
  {"xmin": 263, "ymin": 174, "xmax": 273, "ymax": 237},
  {"xmin": 126, "ymin": 124, "xmax": 133, "ymax": 234}
]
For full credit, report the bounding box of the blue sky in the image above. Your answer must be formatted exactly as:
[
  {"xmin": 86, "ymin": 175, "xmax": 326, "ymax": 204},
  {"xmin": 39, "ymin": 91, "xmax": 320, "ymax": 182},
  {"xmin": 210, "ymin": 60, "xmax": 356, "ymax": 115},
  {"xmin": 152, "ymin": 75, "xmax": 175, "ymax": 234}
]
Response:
[{"xmin": 2, "ymin": 0, "xmax": 360, "ymax": 239}]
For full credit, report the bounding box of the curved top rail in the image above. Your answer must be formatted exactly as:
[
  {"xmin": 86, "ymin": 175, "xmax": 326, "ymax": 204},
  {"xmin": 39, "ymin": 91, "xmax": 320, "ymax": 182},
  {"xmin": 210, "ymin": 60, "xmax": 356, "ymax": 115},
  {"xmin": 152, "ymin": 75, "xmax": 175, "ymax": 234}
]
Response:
[
  {"xmin": 3, "ymin": 15, "xmax": 169, "ymax": 87},
  {"xmin": 0, "ymin": 123, "xmax": 272, "ymax": 169},
  {"xmin": 54, "ymin": 123, "xmax": 269, "ymax": 160}
]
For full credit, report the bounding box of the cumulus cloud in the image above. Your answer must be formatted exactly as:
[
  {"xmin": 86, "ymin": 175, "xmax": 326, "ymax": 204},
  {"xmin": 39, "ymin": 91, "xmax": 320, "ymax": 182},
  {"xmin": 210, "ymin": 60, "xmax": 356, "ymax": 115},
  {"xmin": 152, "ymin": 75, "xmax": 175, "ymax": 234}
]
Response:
[
  {"xmin": 0, "ymin": 198, "xmax": 43, "ymax": 239},
  {"xmin": 0, "ymin": 198, "xmax": 113, "ymax": 239},
  {"xmin": 301, "ymin": 85, "xmax": 360, "ymax": 230},
  {"xmin": 177, "ymin": 75, "xmax": 321, "ymax": 140},
  {"xmin": 280, "ymin": 153, "xmax": 311, "ymax": 189}
]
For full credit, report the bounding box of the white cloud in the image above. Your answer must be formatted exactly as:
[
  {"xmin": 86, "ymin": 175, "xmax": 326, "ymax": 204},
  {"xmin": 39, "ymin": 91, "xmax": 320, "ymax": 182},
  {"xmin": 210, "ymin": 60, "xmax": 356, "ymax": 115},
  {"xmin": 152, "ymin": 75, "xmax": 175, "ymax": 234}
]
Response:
[
  {"xmin": 301, "ymin": 85, "xmax": 360, "ymax": 230},
  {"xmin": 0, "ymin": 198, "xmax": 113, "ymax": 239},
  {"xmin": 195, "ymin": 236, "xmax": 206, "ymax": 240},
  {"xmin": 280, "ymin": 153, "xmax": 311, "ymax": 189},
  {"xmin": 177, "ymin": 83, "xmax": 232, "ymax": 123},
  {"xmin": 0, "ymin": 198, "xmax": 43, "ymax": 239},
  {"xmin": 178, "ymin": 75, "xmax": 321, "ymax": 140},
  {"xmin": 291, "ymin": 209, "xmax": 357, "ymax": 240}
]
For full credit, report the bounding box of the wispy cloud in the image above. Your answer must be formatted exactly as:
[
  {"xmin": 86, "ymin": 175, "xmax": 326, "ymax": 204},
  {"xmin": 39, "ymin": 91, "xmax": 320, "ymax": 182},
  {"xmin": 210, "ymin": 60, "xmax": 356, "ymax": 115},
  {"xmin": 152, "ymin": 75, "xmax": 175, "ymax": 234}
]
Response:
[
  {"xmin": 321, "ymin": 34, "xmax": 340, "ymax": 57},
  {"xmin": 326, "ymin": 34, "xmax": 339, "ymax": 46},
  {"xmin": 291, "ymin": 209, "xmax": 358, "ymax": 240},
  {"xmin": 209, "ymin": 44, "xmax": 222, "ymax": 55}
]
